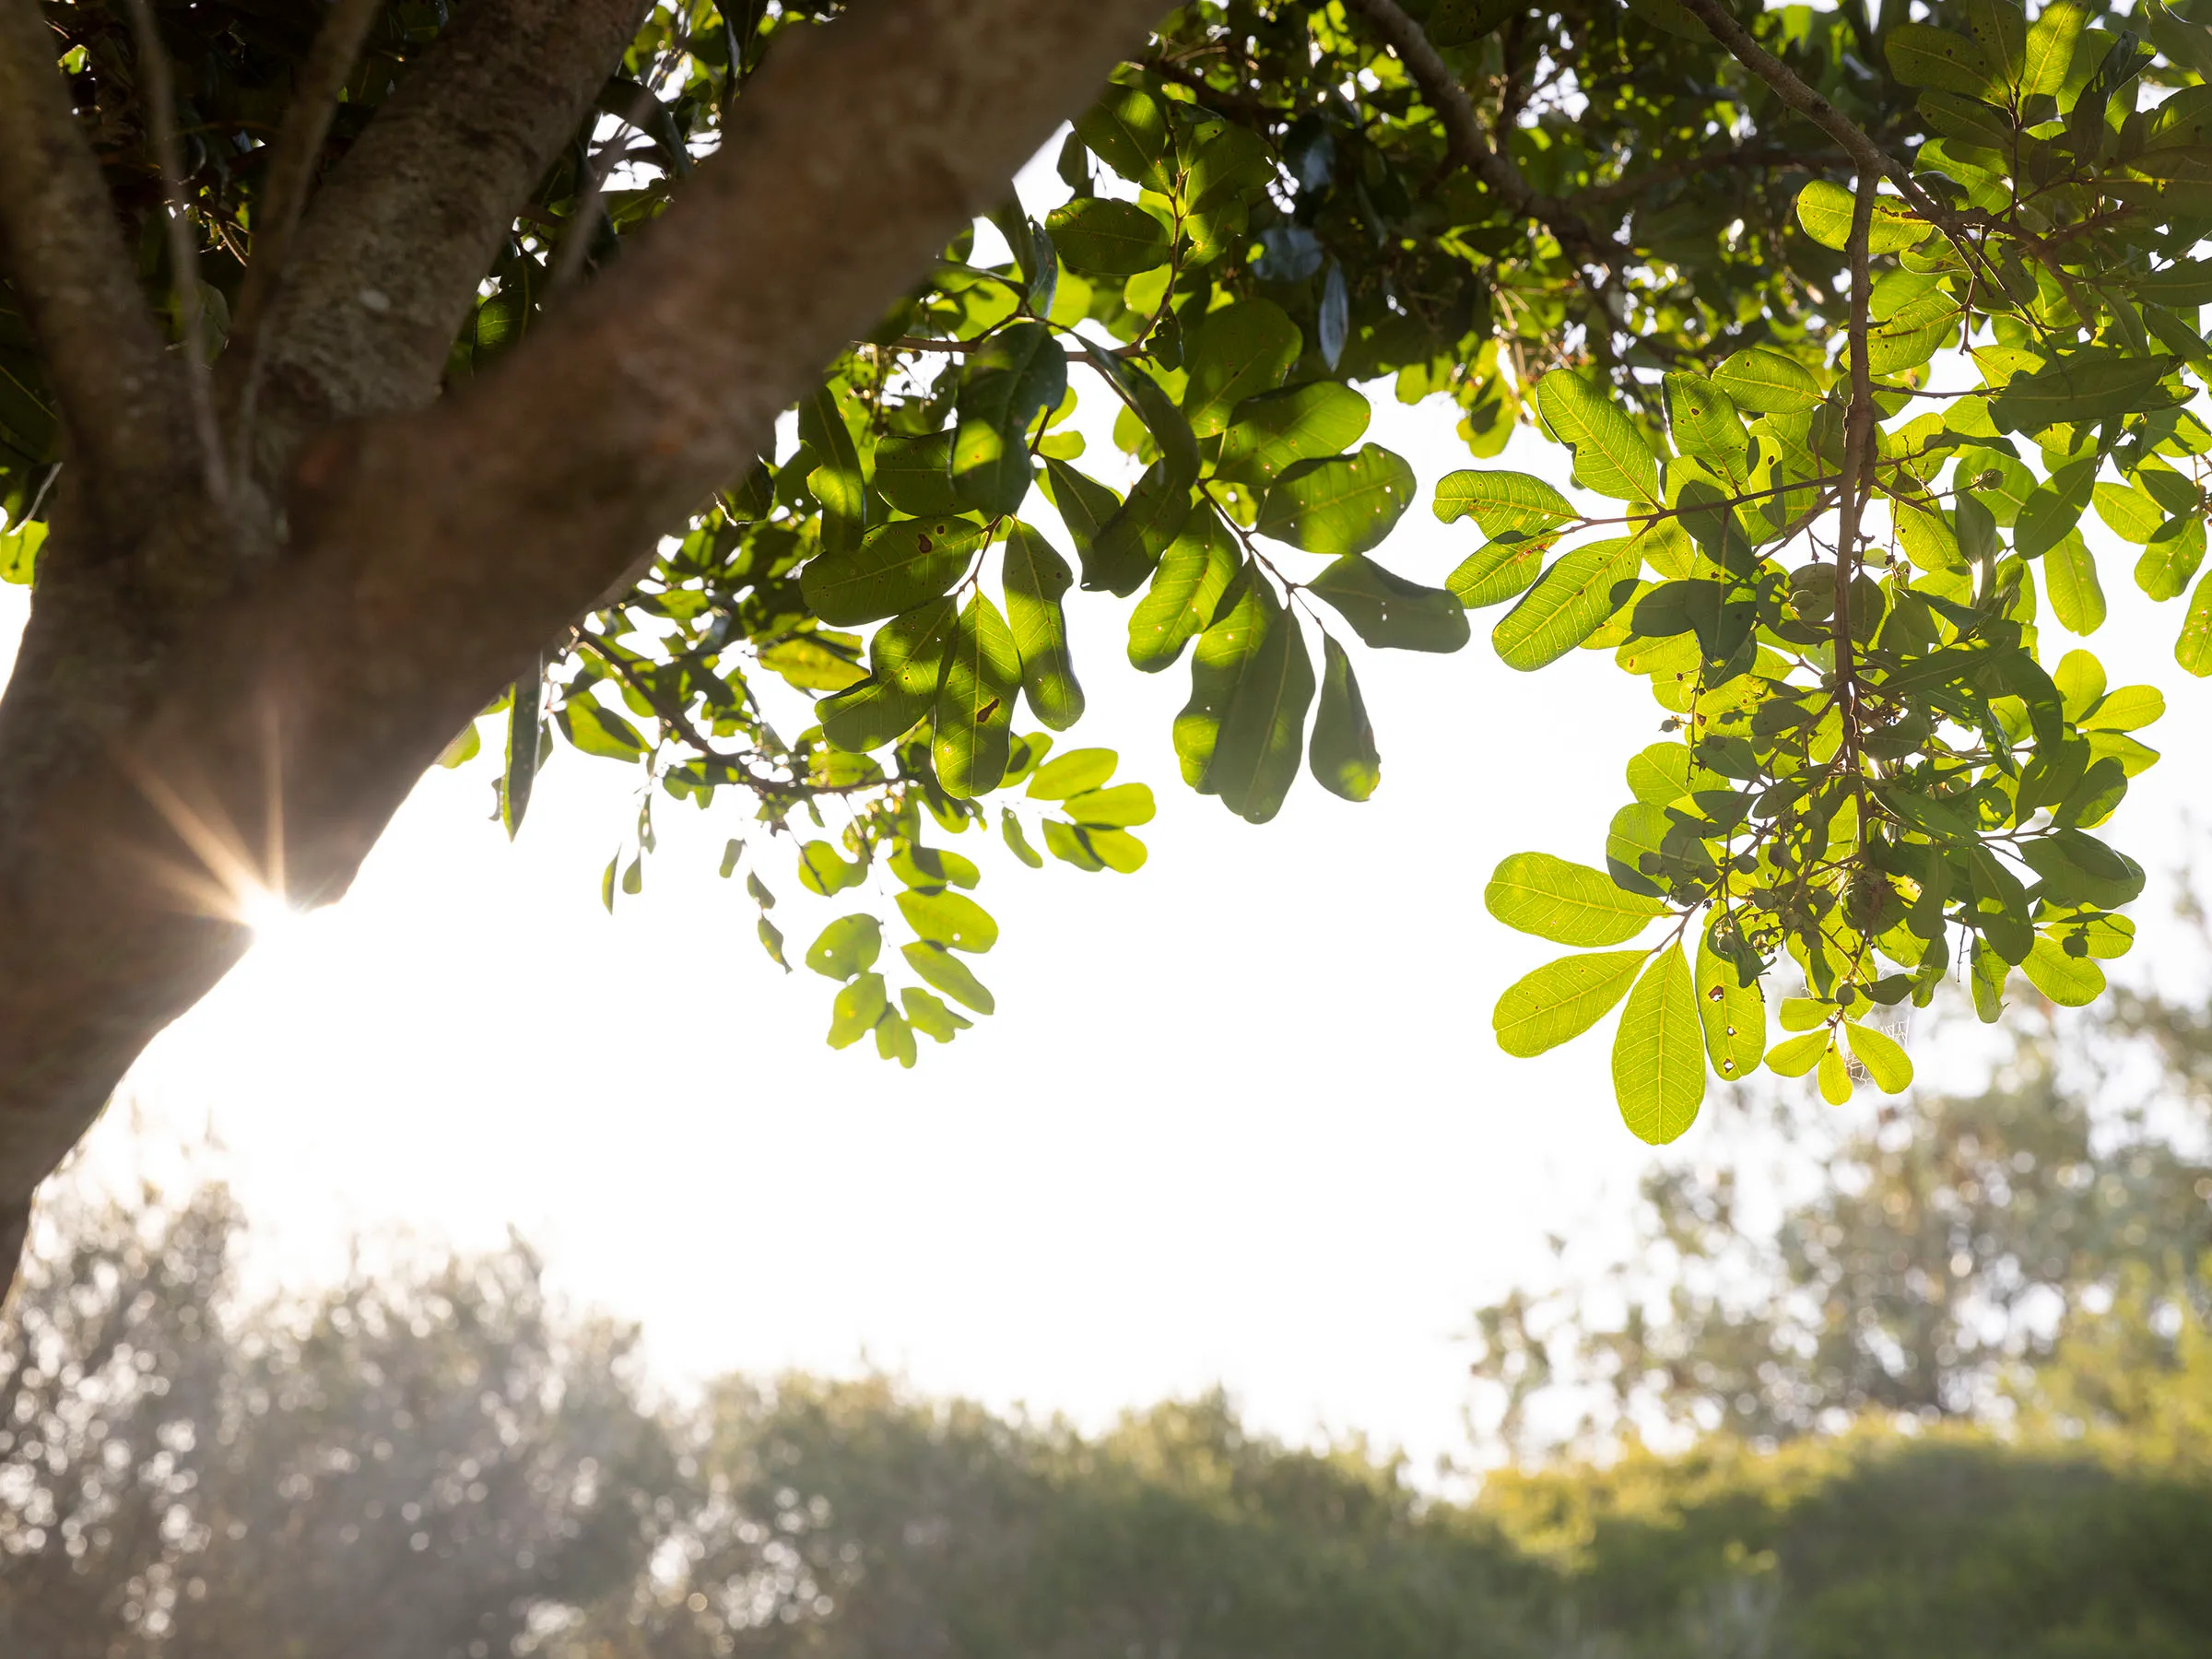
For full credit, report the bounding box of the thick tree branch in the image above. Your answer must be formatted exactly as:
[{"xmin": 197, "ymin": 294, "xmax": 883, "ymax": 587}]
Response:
[
  {"xmin": 1340, "ymin": 0, "xmax": 1630, "ymax": 265},
  {"xmin": 0, "ymin": 0, "xmax": 182, "ymax": 505},
  {"xmin": 0, "ymin": 0, "xmax": 1172, "ymax": 1300},
  {"xmin": 124, "ymin": 0, "xmax": 227, "ymax": 512},
  {"xmin": 225, "ymin": 0, "xmax": 386, "ymax": 447},
  {"xmin": 223, "ymin": 0, "xmax": 652, "ymax": 485}
]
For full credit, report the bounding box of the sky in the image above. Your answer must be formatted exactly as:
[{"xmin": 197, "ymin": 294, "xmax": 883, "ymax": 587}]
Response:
[{"xmin": 17, "ymin": 163, "xmax": 2212, "ymax": 1481}]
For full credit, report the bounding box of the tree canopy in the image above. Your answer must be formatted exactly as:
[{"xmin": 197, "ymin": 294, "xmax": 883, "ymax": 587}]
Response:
[{"xmin": 3, "ymin": 0, "xmax": 2212, "ymax": 1287}]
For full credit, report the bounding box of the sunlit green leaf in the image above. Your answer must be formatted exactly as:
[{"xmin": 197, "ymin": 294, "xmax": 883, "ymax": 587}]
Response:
[
  {"xmin": 1255, "ymin": 444, "xmax": 1416, "ymax": 556},
  {"xmin": 1003, "ymin": 522, "xmax": 1085, "ymax": 729},
  {"xmin": 806, "ymin": 913, "xmax": 883, "ymax": 980},
  {"xmin": 802, "ymin": 517, "xmax": 984, "ymax": 627},
  {"xmin": 1492, "ymin": 950, "xmax": 1647, "ymax": 1058},
  {"xmin": 1535, "ymin": 372, "xmax": 1659, "ymax": 504},
  {"xmin": 1493, "ymin": 537, "xmax": 1640, "ymax": 670},
  {"xmin": 1485, "ymin": 852, "xmax": 1666, "ymax": 946},
  {"xmin": 1612, "ymin": 946, "xmax": 1704, "ymax": 1145}
]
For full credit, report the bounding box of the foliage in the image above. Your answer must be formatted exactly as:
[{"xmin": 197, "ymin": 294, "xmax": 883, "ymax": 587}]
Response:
[
  {"xmin": 7, "ymin": 1181, "xmax": 2212, "ymax": 1657},
  {"xmin": 1469, "ymin": 979, "xmax": 2212, "ymax": 1452},
  {"xmin": 7, "ymin": 0, "xmax": 2212, "ymax": 1129}
]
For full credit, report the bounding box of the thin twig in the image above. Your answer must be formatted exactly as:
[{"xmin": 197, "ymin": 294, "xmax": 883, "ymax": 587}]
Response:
[
  {"xmin": 124, "ymin": 0, "xmax": 227, "ymax": 512},
  {"xmin": 1339, "ymin": 0, "xmax": 1630, "ymax": 267},
  {"xmin": 227, "ymin": 0, "xmax": 382, "ymax": 459}
]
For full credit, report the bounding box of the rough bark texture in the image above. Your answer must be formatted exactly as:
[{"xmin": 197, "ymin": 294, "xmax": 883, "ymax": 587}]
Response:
[{"xmin": 0, "ymin": 0, "xmax": 1171, "ymax": 1301}]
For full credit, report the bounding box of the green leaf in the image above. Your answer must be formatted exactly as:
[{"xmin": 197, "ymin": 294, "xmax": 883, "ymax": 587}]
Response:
[
  {"xmin": 1028, "ymin": 747, "xmax": 1117, "ymax": 798},
  {"xmin": 874, "ymin": 1008, "xmax": 918, "ymax": 1067},
  {"xmin": 1041, "ymin": 818, "xmax": 1106, "ymax": 871},
  {"xmin": 1605, "ymin": 800, "xmax": 1671, "ymax": 898},
  {"xmin": 1955, "ymin": 0, "xmax": 2026, "ymax": 89},
  {"xmin": 1612, "ymin": 946, "xmax": 1705, "ymax": 1145},
  {"xmin": 806, "ymin": 914, "xmax": 883, "ymax": 980},
  {"xmin": 1696, "ymin": 934, "xmax": 1766, "ymax": 1083},
  {"xmin": 2093, "ymin": 479, "xmax": 2166, "ymax": 544},
  {"xmin": 1084, "ymin": 347, "xmax": 1199, "ymax": 595},
  {"xmin": 1534, "ymin": 372, "xmax": 1659, "ymax": 504},
  {"xmin": 891, "ymin": 842, "xmax": 981, "ymax": 890},
  {"xmin": 2042, "ymin": 532, "xmax": 2105, "ymax": 634},
  {"xmin": 934, "ymin": 593, "xmax": 1022, "ymax": 797},
  {"xmin": 1044, "ymin": 197, "xmax": 1170, "ymax": 275},
  {"xmin": 1128, "ymin": 507, "xmax": 1240, "ymax": 672},
  {"xmin": 1845, "ymin": 1023, "xmax": 1913, "ymax": 1093},
  {"xmin": 1663, "ymin": 372, "xmax": 1748, "ymax": 478},
  {"xmin": 500, "ymin": 671, "xmax": 541, "ymax": 838},
  {"xmin": 1000, "ymin": 807, "xmax": 1043, "ymax": 867},
  {"xmin": 802, "ymin": 516, "xmax": 983, "ymax": 627},
  {"xmin": 1867, "ymin": 291, "xmax": 1959, "ymax": 376},
  {"xmin": 900, "ymin": 940, "xmax": 995, "ymax": 1015},
  {"xmin": 1711, "ymin": 347, "xmax": 1823, "ymax": 414},
  {"xmin": 757, "ymin": 914, "xmax": 790, "ymax": 971},
  {"xmin": 1626, "ymin": 743, "xmax": 1691, "ymax": 806},
  {"xmin": 799, "ymin": 385, "xmax": 868, "ymax": 555},
  {"xmin": 953, "ymin": 322, "xmax": 1065, "ymax": 516},
  {"xmin": 1492, "ymin": 950, "xmax": 1647, "ymax": 1058},
  {"xmin": 1884, "ymin": 23, "xmax": 2000, "ymax": 96},
  {"xmin": 2022, "ymin": 935, "xmax": 2106, "ymax": 1005},
  {"xmin": 1818, "ymin": 1042, "xmax": 1854, "ymax": 1105},
  {"xmin": 2053, "ymin": 648, "xmax": 2105, "ymax": 720},
  {"xmin": 1181, "ymin": 300, "xmax": 1301, "ymax": 439},
  {"xmin": 1991, "ymin": 354, "xmax": 2181, "ymax": 434},
  {"xmin": 1436, "ymin": 470, "xmax": 1580, "ymax": 607},
  {"xmin": 1175, "ymin": 569, "xmax": 1270, "ymax": 788},
  {"xmin": 822, "ymin": 597, "xmax": 958, "ymax": 751},
  {"xmin": 559, "ymin": 692, "xmax": 647, "ymax": 761},
  {"xmin": 1306, "ymin": 554, "xmax": 1470, "ymax": 653},
  {"xmin": 2177, "ymin": 570, "xmax": 2212, "ymax": 676},
  {"xmin": 2021, "ymin": 0, "xmax": 2087, "ymax": 95},
  {"xmin": 1794, "ymin": 180, "xmax": 1930, "ymax": 253},
  {"xmin": 1309, "ymin": 634, "xmax": 1380, "ymax": 802},
  {"xmin": 1492, "ymin": 536, "xmax": 1640, "ymax": 670},
  {"xmin": 1486, "ymin": 852, "xmax": 1665, "ymax": 946},
  {"xmin": 1256, "ymin": 444, "xmax": 1417, "ymax": 556},
  {"xmin": 896, "ymin": 888, "xmax": 997, "ymax": 952},
  {"xmin": 900, "ymin": 986, "xmax": 972, "ymax": 1042},
  {"xmin": 1002, "ymin": 522, "xmax": 1085, "ymax": 729},
  {"xmin": 1063, "ymin": 782, "xmax": 1155, "ymax": 827},
  {"xmin": 1764, "ymin": 1030, "xmax": 1830, "ymax": 1077},
  {"xmin": 2014, "ymin": 458, "xmax": 2094, "ymax": 559},
  {"xmin": 1206, "ymin": 585, "xmax": 1313, "ymax": 824},
  {"xmin": 1073, "ymin": 83, "xmax": 1172, "ymax": 192},
  {"xmin": 1041, "ymin": 458, "xmax": 1124, "ymax": 588},
  {"xmin": 1216, "ymin": 382, "xmax": 1371, "ymax": 489},
  {"xmin": 797, "ymin": 839, "xmax": 867, "ymax": 896},
  {"xmin": 827, "ymin": 971, "xmax": 889, "ymax": 1049},
  {"xmin": 759, "ymin": 633, "xmax": 866, "ymax": 693},
  {"xmin": 2080, "ymin": 685, "xmax": 2163, "ymax": 732},
  {"xmin": 2138, "ymin": 519, "xmax": 2206, "ymax": 601}
]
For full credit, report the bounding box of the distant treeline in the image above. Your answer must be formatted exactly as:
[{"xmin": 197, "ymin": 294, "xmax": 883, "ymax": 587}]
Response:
[{"xmin": 4, "ymin": 1173, "xmax": 2209, "ymax": 1659}]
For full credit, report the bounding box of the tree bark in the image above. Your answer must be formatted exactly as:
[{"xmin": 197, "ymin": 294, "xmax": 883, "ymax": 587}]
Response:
[{"xmin": 0, "ymin": 0, "xmax": 1171, "ymax": 1302}]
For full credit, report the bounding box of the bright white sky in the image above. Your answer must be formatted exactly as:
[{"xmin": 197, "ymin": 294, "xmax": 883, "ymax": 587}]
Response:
[{"xmin": 17, "ymin": 155, "xmax": 2212, "ymax": 1479}]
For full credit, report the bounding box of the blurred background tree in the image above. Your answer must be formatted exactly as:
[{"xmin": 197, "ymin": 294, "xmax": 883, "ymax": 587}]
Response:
[{"xmin": 11, "ymin": 930, "xmax": 2212, "ymax": 1656}]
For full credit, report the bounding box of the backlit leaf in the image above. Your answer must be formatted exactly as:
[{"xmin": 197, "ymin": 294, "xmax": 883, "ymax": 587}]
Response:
[
  {"xmin": 1492, "ymin": 950, "xmax": 1647, "ymax": 1058},
  {"xmin": 1612, "ymin": 946, "xmax": 1704, "ymax": 1144},
  {"xmin": 1309, "ymin": 634, "xmax": 1380, "ymax": 801},
  {"xmin": 1486, "ymin": 852, "xmax": 1666, "ymax": 946},
  {"xmin": 1306, "ymin": 554, "xmax": 1470, "ymax": 653},
  {"xmin": 1256, "ymin": 444, "xmax": 1417, "ymax": 556}
]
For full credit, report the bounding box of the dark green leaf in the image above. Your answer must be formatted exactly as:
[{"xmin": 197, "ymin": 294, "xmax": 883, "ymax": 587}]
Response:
[
  {"xmin": 934, "ymin": 593, "xmax": 1022, "ymax": 796},
  {"xmin": 1308, "ymin": 634, "xmax": 1379, "ymax": 802},
  {"xmin": 1256, "ymin": 444, "xmax": 1416, "ymax": 556},
  {"xmin": 802, "ymin": 516, "xmax": 984, "ymax": 626},
  {"xmin": 1306, "ymin": 554, "xmax": 1470, "ymax": 653}
]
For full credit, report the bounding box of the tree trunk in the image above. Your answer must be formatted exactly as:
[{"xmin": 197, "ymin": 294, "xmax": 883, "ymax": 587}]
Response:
[{"xmin": 0, "ymin": 0, "xmax": 1171, "ymax": 1302}]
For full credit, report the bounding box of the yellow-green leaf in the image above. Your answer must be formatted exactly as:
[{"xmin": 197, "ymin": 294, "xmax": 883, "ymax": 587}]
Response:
[
  {"xmin": 1493, "ymin": 949, "xmax": 1646, "ymax": 1058},
  {"xmin": 1611, "ymin": 945, "xmax": 1705, "ymax": 1145},
  {"xmin": 1485, "ymin": 852, "xmax": 1666, "ymax": 946},
  {"xmin": 1845, "ymin": 1023, "xmax": 1914, "ymax": 1093}
]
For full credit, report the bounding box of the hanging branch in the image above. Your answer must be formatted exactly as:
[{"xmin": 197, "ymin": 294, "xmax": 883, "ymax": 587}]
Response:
[
  {"xmin": 124, "ymin": 0, "xmax": 228, "ymax": 512},
  {"xmin": 1339, "ymin": 0, "xmax": 1631, "ymax": 267},
  {"xmin": 226, "ymin": 0, "xmax": 385, "ymax": 453}
]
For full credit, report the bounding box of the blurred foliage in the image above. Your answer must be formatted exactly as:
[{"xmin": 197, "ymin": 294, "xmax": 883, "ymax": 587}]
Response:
[{"xmin": 4, "ymin": 1149, "xmax": 2210, "ymax": 1657}]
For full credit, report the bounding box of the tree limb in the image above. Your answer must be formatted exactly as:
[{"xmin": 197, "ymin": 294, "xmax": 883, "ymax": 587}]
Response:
[
  {"xmin": 1339, "ymin": 0, "xmax": 1630, "ymax": 266},
  {"xmin": 0, "ymin": 0, "xmax": 182, "ymax": 506},
  {"xmin": 224, "ymin": 0, "xmax": 386, "ymax": 452},
  {"xmin": 124, "ymin": 0, "xmax": 228, "ymax": 513},
  {"xmin": 0, "ymin": 0, "xmax": 1173, "ymax": 1301},
  {"xmin": 222, "ymin": 0, "xmax": 653, "ymax": 487}
]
